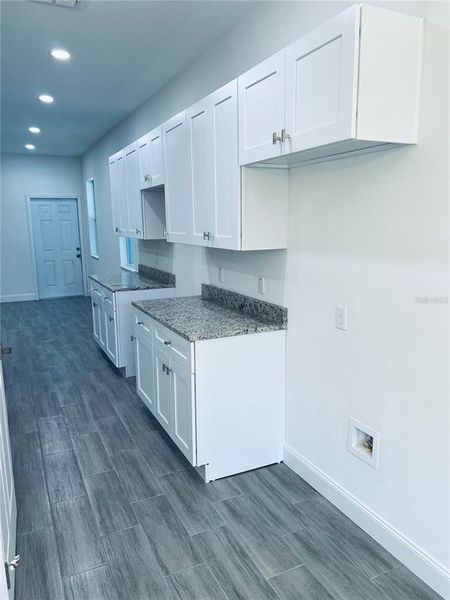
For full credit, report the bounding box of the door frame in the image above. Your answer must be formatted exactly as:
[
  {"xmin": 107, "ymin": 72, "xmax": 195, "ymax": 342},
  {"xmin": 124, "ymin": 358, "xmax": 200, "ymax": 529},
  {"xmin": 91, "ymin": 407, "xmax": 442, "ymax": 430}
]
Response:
[{"xmin": 26, "ymin": 195, "xmax": 87, "ymax": 300}]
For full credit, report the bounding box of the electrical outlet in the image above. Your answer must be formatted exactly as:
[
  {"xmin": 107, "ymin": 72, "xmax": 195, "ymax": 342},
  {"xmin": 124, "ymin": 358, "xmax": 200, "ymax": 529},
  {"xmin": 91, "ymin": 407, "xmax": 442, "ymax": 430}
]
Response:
[
  {"xmin": 335, "ymin": 305, "xmax": 348, "ymax": 330},
  {"xmin": 218, "ymin": 266, "xmax": 224, "ymax": 284},
  {"xmin": 257, "ymin": 275, "xmax": 265, "ymax": 295}
]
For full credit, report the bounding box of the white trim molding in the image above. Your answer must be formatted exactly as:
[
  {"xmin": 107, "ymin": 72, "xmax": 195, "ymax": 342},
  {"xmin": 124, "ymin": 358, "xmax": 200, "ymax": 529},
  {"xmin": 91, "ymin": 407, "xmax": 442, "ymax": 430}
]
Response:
[
  {"xmin": 284, "ymin": 443, "xmax": 450, "ymax": 600},
  {"xmin": 0, "ymin": 293, "xmax": 37, "ymax": 303}
]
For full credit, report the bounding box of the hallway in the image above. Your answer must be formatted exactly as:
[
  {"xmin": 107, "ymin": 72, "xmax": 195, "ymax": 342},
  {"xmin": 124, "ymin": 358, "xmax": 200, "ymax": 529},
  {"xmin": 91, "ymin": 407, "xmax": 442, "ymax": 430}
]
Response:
[{"xmin": 0, "ymin": 297, "xmax": 440, "ymax": 600}]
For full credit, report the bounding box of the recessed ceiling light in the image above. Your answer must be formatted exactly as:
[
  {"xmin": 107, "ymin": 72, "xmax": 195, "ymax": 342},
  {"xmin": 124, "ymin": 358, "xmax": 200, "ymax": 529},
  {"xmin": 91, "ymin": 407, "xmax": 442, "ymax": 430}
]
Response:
[
  {"xmin": 28, "ymin": 126, "xmax": 41, "ymax": 134},
  {"xmin": 39, "ymin": 94, "xmax": 54, "ymax": 103},
  {"xmin": 50, "ymin": 48, "xmax": 71, "ymax": 61},
  {"xmin": 25, "ymin": 144, "xmax": 35, "ymax": 150}
]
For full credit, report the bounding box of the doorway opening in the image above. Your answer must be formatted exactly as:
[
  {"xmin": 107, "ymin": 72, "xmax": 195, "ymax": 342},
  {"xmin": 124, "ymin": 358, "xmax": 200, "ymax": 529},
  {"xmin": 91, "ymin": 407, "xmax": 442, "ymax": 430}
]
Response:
[{"xmin": 28, "ymin": 197, "xmax": 85, "ymax": 299}]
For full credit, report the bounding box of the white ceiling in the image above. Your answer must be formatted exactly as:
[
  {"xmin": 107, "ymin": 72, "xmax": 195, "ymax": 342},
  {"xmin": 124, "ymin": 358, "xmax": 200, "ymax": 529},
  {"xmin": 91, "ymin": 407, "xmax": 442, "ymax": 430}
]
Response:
[{"xmin": 1, "ymin": 0, "xmax": 255, "ymax": 156}]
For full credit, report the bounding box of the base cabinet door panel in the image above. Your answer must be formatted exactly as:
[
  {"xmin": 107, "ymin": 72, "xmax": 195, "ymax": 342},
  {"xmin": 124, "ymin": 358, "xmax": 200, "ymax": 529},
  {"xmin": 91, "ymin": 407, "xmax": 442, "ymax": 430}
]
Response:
[
  {"xmin": 91, "ymin": 296, "xmax": 102, "ymax": 346},
  {"xmin": 171, "ymin": 360, "xmax": 196, "ymax": 464},
  {"xmin": 284, "ymin": 4, "xmax": 359, "ymax": 153},
  {"xmin": 104, "ymin": 306, "xmax": 117, "ymax": 364},
  {"xmin": 135, "ymin": 333, "xmax": 155, "ymax": 412},
  {"xmin": 154, "ymin": 346, "xmax": 172, "ymax": 432}
]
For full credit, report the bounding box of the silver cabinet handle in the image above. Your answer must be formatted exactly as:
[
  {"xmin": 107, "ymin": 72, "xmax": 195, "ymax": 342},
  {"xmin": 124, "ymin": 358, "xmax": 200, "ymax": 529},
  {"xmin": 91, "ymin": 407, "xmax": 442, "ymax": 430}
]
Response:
[
  {"xmin": 109, "ymin": 316, "xmax": 113, "ymax": 322},
  {"xmin": 281, "ymin": 129, "xmax": 291, "ymax": 142},
  {"xmin": 93, "ymin": 302, "xmax": 97, "ymax": 307},
  {"xmin": 165, "ymin": 366, "xmax": 172, "ymax": 375},
  {"xmin": 163, "ymin": 340, "xmax": 172, "ymax": 346},
  {"xmin": 203, "ymin": 231, "xmax": 212, "ymax": 241},
  {"xmin": 136, "ymin": 228, "xmax": 140, "ymax": 234},
  {"xmin": 137, "ymin": 321, "xmax": 144, "ymax": 326},
  {"xmin": 144, "ymin": 174, "xmax": 150, "ymax": 182},
  {"xmin": 115, "ymin": 227, "xmax": 119, "ymax": 232},
  {"xmin": 272, "ymin": 131, "xmax": 282, "ymax": 144},
  {"xmin": 162, "ymin": 363, "xmax": 167, "ymax": 373},
  {"xmin": 130, "ymin": 335, "xmax": 135, "ymax": 341},
  {"xmin": 163, "ymin": 229, "xmax": 167, "ymax": 238}
]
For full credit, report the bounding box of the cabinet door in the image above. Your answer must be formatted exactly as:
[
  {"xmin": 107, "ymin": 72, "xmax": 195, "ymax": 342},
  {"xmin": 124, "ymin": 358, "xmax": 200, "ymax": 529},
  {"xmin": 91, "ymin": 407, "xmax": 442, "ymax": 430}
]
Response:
[
  {"xmin": 115, "ymin": 153, "xmax": 128, "ymax": 235},
  {"xmin": 187, "ymin": 98, "xmax": 214, "ymax": 246},
  {"xmin": 285, "ymin": 5, "xmax": 359, "ymax": 153},
  {"xmin": 149, "ymin": 126, "xmax": 164, "ymax": 188},
  {"xmin": 109, "ymin": 154, "xmax": 122, "ymax": 235},
  {"xmin": 210, "ymin": 80, "xmax": 241, "ymax": 250},
  {"xmin": 124, "ymin": 144, "xmax": 143, "ymax": 238},
  {"xmin": 154, "ymin": 346, "xmax": 172, "ymax": 432},
  {"xmin": 137, "ymin": 134, "xmax": 152, "ymax": 190},
  {"xmin": 171, "ymin": 360, "xmax": 196, "ymax": 465},
  {"xmin": 104, "ymin": 306, "xmax": 118, "ymax": 364},
  {"xmin": 135, "ymin": 333, "xmax": 155, "ymax": 413},
  {"xmin": 99, "ymin": 303, "xmax": 106, "ymax": 350},
  {"xmin": 162, "ymin": 112, "xmax": 192, "ymax": 244},
  {"xmin": 238, "ymin": 50, "xmax": 285, "ymax": 165},
  {"xmin": 91, "ymin": 295, "xmax": 102, "ymax": 345}
]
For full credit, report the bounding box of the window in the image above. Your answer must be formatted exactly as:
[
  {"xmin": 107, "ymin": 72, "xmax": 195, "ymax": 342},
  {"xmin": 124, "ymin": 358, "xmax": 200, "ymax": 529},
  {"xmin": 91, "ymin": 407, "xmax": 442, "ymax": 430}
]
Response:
[
  {"xmin": 86, "ymin": 179, "xmax": 99, "ymax": 258},
  {"xmin": 120, "ymin": 237, "xmax": 137, "ymax": 272}
]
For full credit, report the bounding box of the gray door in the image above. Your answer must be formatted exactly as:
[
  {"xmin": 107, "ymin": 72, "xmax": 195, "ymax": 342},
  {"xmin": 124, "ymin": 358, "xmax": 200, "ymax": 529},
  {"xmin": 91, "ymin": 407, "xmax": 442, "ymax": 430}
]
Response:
[{"xmin": 30, "ymin": 199, "xmax": 84, "ymax": 299}]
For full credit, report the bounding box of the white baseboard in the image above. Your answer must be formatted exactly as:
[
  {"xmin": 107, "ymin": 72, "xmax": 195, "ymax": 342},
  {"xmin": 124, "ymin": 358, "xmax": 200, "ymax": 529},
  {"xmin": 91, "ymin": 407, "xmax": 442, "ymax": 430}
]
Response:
[
  {"xmin": 284, "ymin": 443, "xmax": 450, "ymax": 600},
  {"xmin": 0, "ymin": 293, "xmax": 36, "ymax": 303}
]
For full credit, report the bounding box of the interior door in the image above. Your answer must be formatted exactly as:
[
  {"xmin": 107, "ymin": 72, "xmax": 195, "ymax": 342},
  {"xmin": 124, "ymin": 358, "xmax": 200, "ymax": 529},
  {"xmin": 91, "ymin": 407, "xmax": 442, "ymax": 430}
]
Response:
[
  {"xmin": 162, "ymin": 112, "xmax": 192, "ymax": 244},
  {"xmin": 30, "ymin": 199, "xmax": 84, "ymax": 299},
  {"xmin": 171, "ymin": 360, "xmax": 196, "ymax": 464},
  {"xmin": 211, "ymin": 80, "xmax": 241, "ymax": 250},
  {"xmin": 149, "ymin": 126, "xmax": 164, "ymax": 188},
  {"xmin": 238, "ymin": 50, "xmax": 285, "ymax": 165},
  {"xmin": 284, "ymin": 5, "xmax": 359, "ymax": 152},
  {"xmin": 0, "ymin": 356, "xmax": 17, "ymax": 600},
  {"xmin": 124, "ymin": 144, "xmax": 143, "ymax": 238},
  {"xmin": 135, "ymin": 333, "xmax": 155, "ymax": 413},
  {"xmin": 154, "ymin": 346, "xmax": 172, "ymax": 432},
  {"xmin": 187, "ymin": 97, "xmax": 214, "ymax": 246}
]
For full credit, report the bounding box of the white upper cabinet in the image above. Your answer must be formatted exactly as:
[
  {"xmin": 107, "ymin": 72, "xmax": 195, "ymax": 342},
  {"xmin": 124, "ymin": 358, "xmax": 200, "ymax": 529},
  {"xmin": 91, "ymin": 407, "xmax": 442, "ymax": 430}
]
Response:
[
  {"xmin": 148, "ymin": 126, "xmax": 164, "ymax": 188},
  {"xmin": 238, "ymin": 50, "xmax": 285, "ymax": 165},
  {"xmin": 239, "ymin": 4, "xmax": 423, "ymax": 166},
  {"xmin": 137, "ymin": 134, "xmax": 152, "ymax": 190},
  {"xmin": 187, "ymin": 97, "xmax": 214, "ymax": 246},
  {"xmin": 284, "ymin": 5, "xmax": 359, "ymax": 154},
  {"xmin": 124, "ymin": 143, "xmax": 142, "ymax": 237},
  {"xmin": 162, "ymin": 111, "xmax": 193, "ymax": 244},
  {"xmin": 210, "ymin": 80, "xmax": 241, "ymax": 250}
]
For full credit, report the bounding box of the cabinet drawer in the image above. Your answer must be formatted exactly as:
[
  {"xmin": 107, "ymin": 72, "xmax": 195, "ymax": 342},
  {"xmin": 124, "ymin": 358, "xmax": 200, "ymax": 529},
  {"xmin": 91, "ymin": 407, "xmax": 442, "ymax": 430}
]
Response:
[
  {"xmin": 153, "ymin": 321, "xmax": 193, "ymax": 372},
  {"xmin": 102, "ymin": 288, "xmax": 115, "ymax": 310},
  {"xmin": 90, "ymin": 282, "xmax": 104, "ymax": 299},
  {"xmin": 134, "ymin": 311, "xmax": 154, "ymax": 339}
]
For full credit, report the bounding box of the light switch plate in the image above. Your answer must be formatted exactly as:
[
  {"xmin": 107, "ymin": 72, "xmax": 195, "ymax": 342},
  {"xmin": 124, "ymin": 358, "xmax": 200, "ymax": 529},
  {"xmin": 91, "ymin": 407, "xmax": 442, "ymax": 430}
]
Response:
[{"xmin": 218, "ymin": 266, "xmax": 224, "ymax": 284}]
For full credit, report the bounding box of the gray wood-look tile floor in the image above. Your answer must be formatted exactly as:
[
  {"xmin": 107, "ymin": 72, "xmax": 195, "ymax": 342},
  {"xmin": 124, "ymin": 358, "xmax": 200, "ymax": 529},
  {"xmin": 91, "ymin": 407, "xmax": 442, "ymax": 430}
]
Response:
[{"xmin": 0, "ymin": 297, "xmax": 442, "ymax": 600}]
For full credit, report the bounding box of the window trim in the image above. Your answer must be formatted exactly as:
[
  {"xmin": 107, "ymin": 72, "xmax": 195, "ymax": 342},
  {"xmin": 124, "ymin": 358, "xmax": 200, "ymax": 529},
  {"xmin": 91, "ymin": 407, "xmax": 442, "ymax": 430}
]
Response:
[{"xmin": 86, "ymin": 178, "xmax": 99, "ymax": 259}]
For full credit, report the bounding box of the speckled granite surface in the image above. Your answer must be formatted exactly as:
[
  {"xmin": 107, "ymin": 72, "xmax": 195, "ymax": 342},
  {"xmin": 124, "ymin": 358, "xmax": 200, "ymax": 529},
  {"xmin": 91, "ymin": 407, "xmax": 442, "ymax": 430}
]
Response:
[
  {"xmin": 138, "ymin": 264, "xmax": 176, "ymax": 287},
  {"xmin": 89, "ymin": 269, "xmax": 175, "ymax": 293},
  {"xmin": 132, "ymin": 285, "xmax": 287, "ymax": 342}
]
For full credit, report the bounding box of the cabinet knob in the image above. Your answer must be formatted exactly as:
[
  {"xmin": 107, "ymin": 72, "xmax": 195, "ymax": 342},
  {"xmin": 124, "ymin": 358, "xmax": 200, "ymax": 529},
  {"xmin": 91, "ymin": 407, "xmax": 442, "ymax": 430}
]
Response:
[
  {"xmin": 136, "ymin": 228, "xmax": 140, "ymax": 234},
  {"xmin": 281, "ymin": 129, "xmax": 291, "ymax": 142},
  {"xmin": 93, "ymin": 302, "xmax": 97, "ymax": 307},
  {"xmin": 130, "ymin": 335, "xmax": 135, "ymax": 341},
  {"xmin": 137, "ymin": 321, "xmax": 144, "ymax": 326},
  {"xmin": 115, "ymin": 227, "xmax": 119, "ymax": 232},
  {"xmin": 109, "ymin": 316, "xmax": 113, "ymax": 322},
  {"xmin": 144, "ymin": 174, "xmax": 150, "ymax": 181},
  {"xmin": 163, "ymin": 229, "xmax": 167, "ymax": 238},
  {"xmin": 272, "ymin": 131, "xmax": 282, "ymax": 145},
  {"xmin": 163, "ymin": 340, "xmax": 172, "ymax": 346}
]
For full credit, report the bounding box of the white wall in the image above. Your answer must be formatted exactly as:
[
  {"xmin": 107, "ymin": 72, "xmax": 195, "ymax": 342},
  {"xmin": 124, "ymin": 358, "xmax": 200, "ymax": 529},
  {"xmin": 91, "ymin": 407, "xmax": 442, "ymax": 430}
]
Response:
[
  {"xmin": 0, "ymin": 154, "xmax": 83, "ymax": 301},
  {"xmin": 81, "ymin": 1, "xmax": 449, "ymax": 596}
]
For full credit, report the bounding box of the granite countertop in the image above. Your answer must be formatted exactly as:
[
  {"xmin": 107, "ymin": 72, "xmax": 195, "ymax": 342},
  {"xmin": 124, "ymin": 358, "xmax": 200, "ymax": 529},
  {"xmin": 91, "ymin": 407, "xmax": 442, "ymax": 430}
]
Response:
[
  {"xmin": 132, "ymin": 284, "xmax": 287, "ymax": 342},
  {"xmin": 89, "ymin": 265, "xmax": 175, "ymax": 293}
]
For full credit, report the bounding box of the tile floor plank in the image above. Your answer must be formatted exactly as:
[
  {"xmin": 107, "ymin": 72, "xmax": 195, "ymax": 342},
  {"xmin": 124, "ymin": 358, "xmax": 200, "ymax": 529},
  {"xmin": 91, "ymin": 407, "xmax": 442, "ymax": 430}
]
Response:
[
  {"xmin": 111, "ymin": 448, "xmax": 163, "ymax": 501},
  {"xmin": 133, "ymin": 494, "xmax": 202, "ymax": 576},
  {"xmin": 135, "ymin": 429, "xmax": 187, "ymax": 477},
  {"xmin": 52, "ymin": 495, "xmax": 104, "ymax": 577},
  {"xmin": 71, "ymin": 431, "xmax": 112, "ymax": 476},
  {"xmin": 166, "ymin": 564, "xmax": 228, "ymax": 600},
  {"xmin": 43, "ymin": 449, "xmax": 85, "ymax": 504},
  {"xmin": 102, "ymin": 525, "xmax": 170, "ymax": 599},
  {"xmin": 38, "ymin": 416, "xmax": 71, "ymax": 455},
  {"xmin": 84, "ymin": 470, "xmax": 137, "ymax": 536},
  {"xmin": 269, "ymin": 565, "xmax": 335, "ymax": 600},
  {"xmin": 96, "ymin": 415, "xmax": 135, "ymax": 454},
  {"xmin": 64, "ymin": 565, "xmax": 120, "ymax": 600}
]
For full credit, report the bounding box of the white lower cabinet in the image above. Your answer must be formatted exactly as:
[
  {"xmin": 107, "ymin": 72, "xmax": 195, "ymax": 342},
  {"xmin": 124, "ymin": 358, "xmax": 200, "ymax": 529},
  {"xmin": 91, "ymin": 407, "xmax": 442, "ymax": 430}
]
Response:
[
  {"xmin": 134, "ymin": 308, "xmax": 285, "ymax": 480},
  {"xmin": 89, "ymin": 278, "xmax": 176, "ymax": 377}
]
